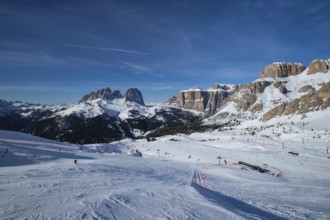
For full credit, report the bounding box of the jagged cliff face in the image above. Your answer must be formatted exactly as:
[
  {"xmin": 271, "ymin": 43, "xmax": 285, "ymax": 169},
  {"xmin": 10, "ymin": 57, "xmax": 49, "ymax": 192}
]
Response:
[
  {"xmin": 79, "ymin": 87, "xmax": 144, "ymax": 105},
  {"xmin": 307, "ymin": 59, "xmax": 330, "ymax": 75},
  {"xmin": 177, "ymin": 84, "xmax": 232, "ymax": 116},
  {"xmin": 225, "ymin": 81, "xmax": 271, "ymax": 112},
  {"xmin": 79, "ymin": 87, "xmax": 123, "ymax": 103},
  {"xmin": 165, "ymin": 96, "xmax": 178, "ymax": 106},
  {"xmin": 177, "ymin": 81, "xmax": 273, "ymax": 116},
  {"xmin": 177, "ymin": 89, "xmax": 209, "ymax": 112},
  {"xmin": 125, "ymin": 88, "xmax": 145, "ymax": 105},
  {"xmin": 259, "ymin": 62, "xmax": 306, "ymax": 78},
  {"xmin": 204, "ymin": 91, "xmax": 228, "ymax": 116}
]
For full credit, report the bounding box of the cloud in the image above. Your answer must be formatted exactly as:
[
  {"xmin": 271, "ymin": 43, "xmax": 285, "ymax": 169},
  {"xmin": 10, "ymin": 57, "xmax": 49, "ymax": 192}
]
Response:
[
  {"xmin": 54, "ymin": 42, "xmax": 147, "ymax": 55},
  {"xmin": 121, "ymin": 61, "xmax": 151, "ymax": 73},
  {"xmin": 121, "ymin": 61, "xmax": 164, "ymax": 77},
  {"xmin": 304, "ymin": 4, "xmax": 325, "ymax": 14},
  {"xmin": 148, "ymin": 82, "xmax": 184, "ymax": 91}
]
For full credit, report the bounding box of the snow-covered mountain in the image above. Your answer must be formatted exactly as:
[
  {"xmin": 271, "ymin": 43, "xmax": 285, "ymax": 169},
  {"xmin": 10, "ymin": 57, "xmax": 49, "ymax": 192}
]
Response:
[
  {"xmin": 176, "ymin": 59, "xmax": 330, "ymax": 128},
  {"xmin": 0, "ymin": 88, "xmax": 201, "ymax": 143}
]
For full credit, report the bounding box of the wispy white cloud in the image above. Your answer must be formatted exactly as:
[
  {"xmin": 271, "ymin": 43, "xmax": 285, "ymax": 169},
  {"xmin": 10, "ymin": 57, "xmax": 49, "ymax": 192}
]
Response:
[
  {"xmin": 121, "ymin": 61, "xmax": 151, "ymax": 73},
  {"xmin": 121, "ymin": 60, "xmax": 165, "ymax": 77},
  {"xmin": 148, "ymin": 82, "xmax": 184, "ymax": 91},
  {"xmin": 304, "ymin": 4, "xmax": 325, "ymax": 14},
  {"xmin": 55, "ymin": 42, "xmax": 147, "ymax": 55}
]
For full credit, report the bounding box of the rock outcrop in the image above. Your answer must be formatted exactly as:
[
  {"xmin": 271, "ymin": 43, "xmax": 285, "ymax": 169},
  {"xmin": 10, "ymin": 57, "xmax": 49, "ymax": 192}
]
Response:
[
  {"xmin": 177, "ymin": 84, "xmax": 231, "ymax": 115},
  {"xmin": 177, "ymin": 88, "xmax": 209, "ymax": 112},
  {"xmin": 177, "ymin": 81, "xmax": 274, "ymax": 116},
  {"xmin": 242, "ymin": 81, "xmax": 271, "ymax": 93},
  {"xmin": 307, "ymin": 59, "xmax": 330, "ymax": 75},
  {"xmin": 298, "ymin": 85, "xmax": 315, "ymax": 93},
  {"xmin": 272, "ymin": 81, "xmax": 288, "ymax": 94},
  {"xmin": 204, "ymin": 91, "xmax": 228, "ymax": 116},
  {"xmin": 125, "ymin": 88, "xmax": 145, "ymax": 105},
  {"xmin": 165, "ymin": 96, "xmax": 178, "ymax": 106},
  {"xmin": 259, "ymin": 62, "xmax": 305, "ymax": 78},
  {"xmin": 223, "ymin": 81, "xmax": 271, "ymax": 112}
]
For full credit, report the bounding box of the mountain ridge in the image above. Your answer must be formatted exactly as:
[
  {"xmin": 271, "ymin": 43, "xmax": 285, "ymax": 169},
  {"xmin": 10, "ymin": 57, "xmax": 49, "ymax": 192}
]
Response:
[
  {"xmin": 175, "ymin": 59, "xmax": 330, "ymax": 124},
  {"xmin": 0, "ymin": 58, "xmax": 329, "ymax": 143}
]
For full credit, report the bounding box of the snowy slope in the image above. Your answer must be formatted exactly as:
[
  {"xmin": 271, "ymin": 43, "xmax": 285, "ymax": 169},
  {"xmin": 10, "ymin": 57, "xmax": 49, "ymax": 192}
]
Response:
[
  {"xmin": 255, "ymin": 70, "xmax": 330, "ymax": 112},
  {"xmin": 1, "ymin": 128, "xmax": 329, "ymax": 219}
]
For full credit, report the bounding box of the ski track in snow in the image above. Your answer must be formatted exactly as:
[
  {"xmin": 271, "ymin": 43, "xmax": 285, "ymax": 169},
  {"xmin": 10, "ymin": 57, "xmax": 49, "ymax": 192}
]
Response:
[{"xmin": 0, "ymin": 128, "xmax": 330, "ymax": 220}]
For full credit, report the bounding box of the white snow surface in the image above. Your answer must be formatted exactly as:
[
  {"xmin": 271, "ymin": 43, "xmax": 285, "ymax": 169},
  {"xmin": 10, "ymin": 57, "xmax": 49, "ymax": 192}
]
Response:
[
  {"xmin": 1, "ymin": 126, "xmax": 330, "ymax": 219},
  {"xmin": 255, "ymin": 70, "xmax": 330, "ymax": 110}
]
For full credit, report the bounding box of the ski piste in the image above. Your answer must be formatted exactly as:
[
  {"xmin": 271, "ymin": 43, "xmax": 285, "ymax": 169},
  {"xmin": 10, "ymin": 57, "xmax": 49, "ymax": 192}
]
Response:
[{"xmin": 1, "ymin": 127, "xmax": 330, "ymax": 219}]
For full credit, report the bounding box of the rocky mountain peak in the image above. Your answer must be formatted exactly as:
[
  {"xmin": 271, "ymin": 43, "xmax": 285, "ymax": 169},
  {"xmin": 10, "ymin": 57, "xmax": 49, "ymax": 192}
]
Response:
[
  {"xmin": 78, "ymin": 87, "xmax": 124, "ymax": 103},
  {"xmin": 165, "ymin": 96, "xmax": 178, "ymax": 106},
  {"xmin": 79, "ymin": 87, "xmax": 114, "ymax": 103},
  {"xmin": 259, "ymin": 62, "xmax": 306, "ymax": 78},
  {"xmin": 209, "ymin": 83, "xmax": 231, "ymax": 91},
  {"xmin": 125, "ymin": 88, "xmax": 145, "ymax": 105},
  {"xmin": 113, "ymin": 90, "xmax": 123, "ymax": 99},
  {"xmin": 210, "ymin": 83, "xmax": 221, "ymax": 90},
  {"xmin": 307, "ymin": 59, "xmax": 330, "ymax": 75}
]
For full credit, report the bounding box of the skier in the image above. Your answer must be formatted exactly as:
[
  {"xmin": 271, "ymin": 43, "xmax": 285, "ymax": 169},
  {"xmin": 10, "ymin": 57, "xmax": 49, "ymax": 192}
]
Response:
[{"xmin": 74, "ymin": 159, "xmax": 78, "ymax": 165}]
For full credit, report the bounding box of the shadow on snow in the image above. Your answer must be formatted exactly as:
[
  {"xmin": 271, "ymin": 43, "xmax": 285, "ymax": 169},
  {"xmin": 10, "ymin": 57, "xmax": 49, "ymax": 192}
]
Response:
[{"xmin": 192, "ymin": 183, "xmax": 288, "ymax": 220}]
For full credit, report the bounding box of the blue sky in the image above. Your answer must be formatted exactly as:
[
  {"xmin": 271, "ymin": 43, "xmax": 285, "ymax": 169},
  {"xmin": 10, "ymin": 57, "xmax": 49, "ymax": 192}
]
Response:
[{"xmin": 1, "ymin": 0, "xmax": 329, "ymax": 104}]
